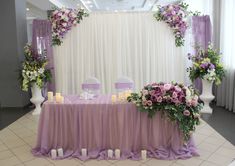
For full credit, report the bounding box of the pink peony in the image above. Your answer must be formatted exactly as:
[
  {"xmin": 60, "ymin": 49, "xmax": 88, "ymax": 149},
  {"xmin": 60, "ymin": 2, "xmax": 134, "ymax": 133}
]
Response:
[{"xmin": 183, "ymin": 110, "xmax": 190, "ymax": 116}]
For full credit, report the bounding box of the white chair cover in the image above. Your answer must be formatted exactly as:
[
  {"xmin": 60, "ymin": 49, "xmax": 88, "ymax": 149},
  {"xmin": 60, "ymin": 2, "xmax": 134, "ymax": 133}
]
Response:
[
  {"xmin": 81, "ymin": 77, "xmax": 101, "ymax": 96},
  {"xmin": 115, "ymin": 76, "xmax": 134, "ymax": 93}
]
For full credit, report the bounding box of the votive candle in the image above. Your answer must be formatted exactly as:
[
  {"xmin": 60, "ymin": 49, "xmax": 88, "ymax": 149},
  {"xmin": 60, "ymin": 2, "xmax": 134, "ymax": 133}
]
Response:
[
  {"xmin": 115, "ymin": 149, "xmax": 120, "ymax": 159},
  {"xmin": 81, "ymin": 148, "xmax": 87, "ymax": 157},
  {"xmin": 51, "ymin": 149, "xmax": 57, "ymax": 159},
  {"xmin": 57, "ymin": 148, "xmax": 64, "ymax": 157},
  {"xmin": 56, "ymin": 95, "xmax": 61, "ymax": 103},
  {"xmin": 141, "ymin": 150, "xmax": 147, "ymax": 160},
  {"xmin": 107, "ymin": 149, "xmax": 113, "ymax": 158},
  {"xmin": 47, "ymin": 91, "xmax": 53, "ymax": 102}
]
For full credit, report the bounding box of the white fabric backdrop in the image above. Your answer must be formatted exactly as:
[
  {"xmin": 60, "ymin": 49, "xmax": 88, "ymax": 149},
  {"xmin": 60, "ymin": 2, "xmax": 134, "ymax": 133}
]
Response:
[{"xmin": 53, "ymin": 12, "xmax": 186, "ymax": 94}]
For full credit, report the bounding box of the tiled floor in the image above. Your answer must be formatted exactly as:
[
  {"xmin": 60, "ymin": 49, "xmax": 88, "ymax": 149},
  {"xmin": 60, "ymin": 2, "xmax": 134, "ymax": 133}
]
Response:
[{"xmin": 0, "ymin": 112, "xmax": 235, "ymax": 166}]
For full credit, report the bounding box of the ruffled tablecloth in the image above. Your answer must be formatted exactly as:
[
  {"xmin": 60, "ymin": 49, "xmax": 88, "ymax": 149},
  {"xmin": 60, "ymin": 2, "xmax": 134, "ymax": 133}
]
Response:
[{"xmin": 32, "ymin": 95, "xmax": 198, "ymax": 160}]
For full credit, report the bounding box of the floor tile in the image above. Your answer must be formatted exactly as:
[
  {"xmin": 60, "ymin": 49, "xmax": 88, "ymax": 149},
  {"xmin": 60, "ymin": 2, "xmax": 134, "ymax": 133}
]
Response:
[
  {"xmin": 113, "ymin": 159, "xmax": 142, "ymax": 166},
  {"xmin": 0, "ymin": 156, "xmax": 21, "ymax": 166},
  {"xmin": 207, "ymin": 153, "xmax": 233, "ymax": 166},
  {"xmin": 146, "ymin": 159, "xmax": 173, "ymax": 166},
  {"xmin": 83, "ymin": 159, "xmax": 111, "ymax": 166},
  {"xmin": 176, "ymin": 157, "xmax": 203, "ymax": 166},
  {"xmin": 214, "ymin": 146, "xmax": 235, "ymax": 158},
  {"xmin": 24, "ymin": 158, "xmax": 53, "ymax": 166},
  {"xmin": 200, "ymin": 161, "xmax": 219, "ymax": 166},
  {"xmin": 0, "ymin": 150, "xmax": 14, "ymax": 160}
]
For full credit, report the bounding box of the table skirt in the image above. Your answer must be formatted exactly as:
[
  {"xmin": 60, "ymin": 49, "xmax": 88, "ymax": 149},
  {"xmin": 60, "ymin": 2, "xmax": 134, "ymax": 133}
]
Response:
[{"xmin": 32, "ymin": 95, "xmax": 198, "ymax": 160}]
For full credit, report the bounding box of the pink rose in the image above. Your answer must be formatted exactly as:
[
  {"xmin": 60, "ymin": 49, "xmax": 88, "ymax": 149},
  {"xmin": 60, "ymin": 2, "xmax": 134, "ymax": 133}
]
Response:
[
  {"xmin": 142, "ymin": 90, "xmax": 148, "ymax": 95},
  {"xmin": 175, "ymin": 86, "xmax": 182, "ymax": 92},
  {"xmin": 142, "ymin": 100, "xmax": 148, "ymax": 106},
  {"xmin": 172, "ymin": 92, "xmax": 178, "ymax": 98},
  {"xmin": 164, "ymin": 84, "xmax": 172, "ymax": 91},
  {"xmin": 157, "ymin": 96, "xmax": 163, "ymax": 103},
  {"xmin": 191, "ymin": 99, "xmax": 198, "ymax": 107},
  {"xmin": 147, "ymin": 100, "xmax": 152, "ymax": 106},
  {"xmin": 183, "ymin": 110, "xmax": 190, "ymax": 116}
]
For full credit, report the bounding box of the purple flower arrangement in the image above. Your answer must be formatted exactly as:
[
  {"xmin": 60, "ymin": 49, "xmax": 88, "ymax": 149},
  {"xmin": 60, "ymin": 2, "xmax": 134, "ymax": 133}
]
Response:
[
  {"xmin": 187, "ymin": 44, "xmax": 225, "ymax": 84},
  {"xmin": 127, "ymin": 82, "xmax": 202, "ymax": 141},
  {"xmin": 154, "ymin": 3, "xmax": 199, "ymax": 47},
  {"xmin": 50, "ymin": 8, "xmax": 88, "ymax": 46}
]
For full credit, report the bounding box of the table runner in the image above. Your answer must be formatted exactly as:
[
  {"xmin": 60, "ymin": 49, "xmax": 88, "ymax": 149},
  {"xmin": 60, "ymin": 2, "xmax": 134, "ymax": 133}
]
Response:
[{"xmin": 32, "ymin": 95, "xmax": 198, "ymax": 160}]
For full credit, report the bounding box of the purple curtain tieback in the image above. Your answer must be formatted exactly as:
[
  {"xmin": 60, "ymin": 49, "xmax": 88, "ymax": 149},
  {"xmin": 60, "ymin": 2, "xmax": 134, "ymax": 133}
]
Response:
[
  {"xmin": 115, "ymin": 83, "xmax": 134, "ymax": 89},
  {"xmin": 82, "ymin": 83, "xmax": 101, "ymax": 90}
]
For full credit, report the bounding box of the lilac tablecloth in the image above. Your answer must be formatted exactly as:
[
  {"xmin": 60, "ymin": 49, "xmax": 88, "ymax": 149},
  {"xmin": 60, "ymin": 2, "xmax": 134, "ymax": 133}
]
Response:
[{"xmin": 32, "ymin": 95, "xmax": 198, "ymax": 160}]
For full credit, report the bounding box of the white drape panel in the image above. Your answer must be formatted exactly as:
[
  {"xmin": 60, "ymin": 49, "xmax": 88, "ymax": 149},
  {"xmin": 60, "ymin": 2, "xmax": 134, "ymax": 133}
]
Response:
[
  {"xmin": 53, "ymin": 12, "xmax": 185, "ymax": 94},
  {"xmin": 216, "ymin": 0, "xmax": 235, "ymax": 112}
]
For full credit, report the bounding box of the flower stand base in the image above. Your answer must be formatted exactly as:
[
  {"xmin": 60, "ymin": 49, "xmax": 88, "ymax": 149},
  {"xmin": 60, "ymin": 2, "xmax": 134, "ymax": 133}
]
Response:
[
  {"xmin": 200, "ymin": 80, "xmax": 214, "ymax": 114},
  {"xmin": 30, "ymin": 83, "xmax": 44, "ymax": 115}
]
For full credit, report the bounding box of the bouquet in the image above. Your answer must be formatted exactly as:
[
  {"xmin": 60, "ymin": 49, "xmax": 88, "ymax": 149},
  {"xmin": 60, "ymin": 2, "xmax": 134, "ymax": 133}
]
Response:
[
  {"xmin": 187, "ymin": 44, "xmax": 225, "ymax": 85},
  {"xmin": 154, "ymin": 3, "xmax": 199, "ymax": 47},
  {"xmin": 50, "ymin": 7, "xmax": 88, "ymax": 46},
  {"xmin": 19, "ymin": 44, "xmax": 52, "ymax": 91},
  {"xmin": 127, "ymin": 82, "xmax": 202, "ymax": 141}
]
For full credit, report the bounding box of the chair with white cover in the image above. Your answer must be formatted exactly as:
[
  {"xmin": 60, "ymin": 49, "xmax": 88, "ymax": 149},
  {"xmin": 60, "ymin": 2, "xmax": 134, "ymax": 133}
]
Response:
[
  {"xmin": 81, "ymin": 77, "xmax": 101, "ymax": 97},
  {"xmin": 114, "ymin": 76, "xmax": 134, "ymax": 93}
]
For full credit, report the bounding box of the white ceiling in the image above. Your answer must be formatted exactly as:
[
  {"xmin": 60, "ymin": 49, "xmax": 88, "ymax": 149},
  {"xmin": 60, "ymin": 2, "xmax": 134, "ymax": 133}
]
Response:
[{"xmin": 27, "ymin": 0, "xmax": 180, "ymax": 12}]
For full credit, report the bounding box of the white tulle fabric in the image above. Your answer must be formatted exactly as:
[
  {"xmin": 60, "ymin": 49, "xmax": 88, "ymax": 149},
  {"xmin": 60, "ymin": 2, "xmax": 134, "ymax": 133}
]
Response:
[{"xmin": 53, "ymin": 12, "xmax": 186, "ymax": 94}]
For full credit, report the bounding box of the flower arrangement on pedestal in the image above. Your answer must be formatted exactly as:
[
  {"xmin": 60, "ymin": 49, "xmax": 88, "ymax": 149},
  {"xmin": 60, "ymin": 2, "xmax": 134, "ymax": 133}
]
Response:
[
  {"xmin": 49, "ymin": 8, "xmax": 89, "ymax": 46},
  {"xmin": 187, "ymin": 44, "xmax": 225, "ymax": 85},
  {"xmin": 154, "ymin": 3, "xmax": 199, "ymax": 47},
  {"xmin": 19, "ymin": 44, "xmax": 52, "ymax": 91},
  {"xmin": 127, "ymin": 82, "xmax": 202, "ymax": 141}
]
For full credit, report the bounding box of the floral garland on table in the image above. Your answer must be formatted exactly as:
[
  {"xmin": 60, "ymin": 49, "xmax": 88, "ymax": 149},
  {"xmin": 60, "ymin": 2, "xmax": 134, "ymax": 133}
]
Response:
[
  {"xmin": 127, "ymin": 82, "xmax": 203, "ymax": 141},
  {"xmin": 19, "ymin": 44, "xmax": 52, "ymax": 91},
  {"xmin": 50, "ymin": 8, "xmax": 89, "ymax": 46},
  {"xmin": 187, "ymin": 44, "xmax": 225, "ymax": 85},
  {"xmin": 154, "ymin": 3, "xmax": 199, "ymax": 47}
]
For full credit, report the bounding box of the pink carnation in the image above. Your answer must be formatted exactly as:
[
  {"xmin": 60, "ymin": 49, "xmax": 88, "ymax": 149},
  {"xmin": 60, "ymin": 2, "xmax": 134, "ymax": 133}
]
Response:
[{"xmin": 183, "ymin": 110, "xmax": 190, "ymax": 116}]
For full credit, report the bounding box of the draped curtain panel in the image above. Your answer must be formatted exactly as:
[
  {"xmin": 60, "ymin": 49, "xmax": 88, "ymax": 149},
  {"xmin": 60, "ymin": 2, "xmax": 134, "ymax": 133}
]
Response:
[
  {"xmin": 191, "ymin": 15, "xmax": 212, "ymax": 93},
  {"xmin": 216, "ymin": 0, "xmax": 235, "ymax": 112},
  {"xmin": 32, "ymin": 19, "xmax": 55, "ymax": 93},
  {"xmin": 53, "ymin": 12, "xmax": 186, "ymax": 94}
]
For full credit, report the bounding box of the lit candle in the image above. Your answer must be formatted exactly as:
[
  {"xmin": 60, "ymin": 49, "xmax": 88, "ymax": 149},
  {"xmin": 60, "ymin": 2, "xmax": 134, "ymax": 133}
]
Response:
[
  {"xmin": 51, "ymin": 149, "xmax": 57, "ymax": 159},
  {"xmin": 57, "ymin": 148, "xmax": 64, "ymax": 157},
  {"xmin": 56, "ymin": 95, "xmax": 61, "ymax": 103},
  {"xmin": 81, "ymin": 148, "xmax": 87, "ymax": 157},
  {"xmin": 107, "ymin": 149, "xmax": 113, "ymax": 158},
  {"xmin": 111, "ymin": 95, "xmax": 117, "ymax": 103},
  {"xmin": 115, "ymin": 149, "xmax": 120, "ymax": 159},
  {"xmin": 141, "ymin": 150, "xmax": 147, "ymax": 160},
  {"xmin": 56, "ymin": 93, "xmax": 61, "ymax": 97},
  {"xmin": 60, "ymin": 96, "xmax": 64, "ymax": 103},
  {"xmin": 47, "ymin": 91, "xmax": 53, "ymax": 102}
]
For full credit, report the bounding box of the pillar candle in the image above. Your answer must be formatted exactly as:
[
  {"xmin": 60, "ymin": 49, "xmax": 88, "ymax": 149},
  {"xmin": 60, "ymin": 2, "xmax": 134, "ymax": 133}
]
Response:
[
  {"xmin": 81, "ymin": 148, "xmax": 87, "ymax": 157},
  {"xmin": 141, "ymin": 150, "xmax": 147, "ymax": 160},
  {"xmin": 56, "ymin": 95, "xmax": 61, "ymax": 103},
  {"xmin": 111, "ymin": 95, "xmax": 117, "ymax": 103},
  {"xmin": 56, "ymin": 93, "xmax": 61, "ymax": 97},
  {"xmin": 51, "ymin": 149, "xmax": 57, "ymax": 159},
  {"xmin": 60, "ymin": 96, "xmax": 64, "ymax": 103},
  {"xmin": 115, "ymin": 149, "xmax": 120, "ymax": 159},
  {"xmin": 47, "ymin": 91, "xmax": 53, "ymax": 102},
  {"xmin": 107, "ymin": 149, "xmax": 113, "ymax": 158},
  {"xmin": 57, "ymin": 148, "xmax": 64, "ymax": 157}
]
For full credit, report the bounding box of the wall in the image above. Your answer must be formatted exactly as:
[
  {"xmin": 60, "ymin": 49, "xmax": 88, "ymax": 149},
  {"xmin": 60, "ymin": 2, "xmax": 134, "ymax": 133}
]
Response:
[{"xmin": 0, "ymin": 0, "xmax": 30, "ymax": 107}]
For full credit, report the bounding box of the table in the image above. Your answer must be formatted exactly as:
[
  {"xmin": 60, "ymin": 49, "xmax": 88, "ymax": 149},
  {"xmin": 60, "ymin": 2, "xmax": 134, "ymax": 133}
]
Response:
[{"xmin": 32, "ymin": 95, "xmax": 198, "ymax": 160}]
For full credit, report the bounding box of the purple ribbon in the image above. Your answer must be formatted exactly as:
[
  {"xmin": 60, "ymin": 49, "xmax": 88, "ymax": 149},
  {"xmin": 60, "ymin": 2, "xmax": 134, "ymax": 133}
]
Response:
[
  {"xmin": 82, "ymin": 83, "xmax": 101, "ymax": 90},
  {"xmin": 115, "ymin": 83, "xmax": 134, "ymax": 89}
]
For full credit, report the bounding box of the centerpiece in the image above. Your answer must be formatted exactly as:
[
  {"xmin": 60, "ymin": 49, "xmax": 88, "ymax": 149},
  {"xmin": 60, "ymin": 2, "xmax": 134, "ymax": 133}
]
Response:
[
  {"xmin": 187, "ymin": 44, "xmax": 225, "ymax": 113},
  {"xmin": 19, "ymin": 44, "xmax": 52, "ymax": 115},
  {"xmin": 127, "ymin": 82, "xmax": 202, "ymax": 141}
]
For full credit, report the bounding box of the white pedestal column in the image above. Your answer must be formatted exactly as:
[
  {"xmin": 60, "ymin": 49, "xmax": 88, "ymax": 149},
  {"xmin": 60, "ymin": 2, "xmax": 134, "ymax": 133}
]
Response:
[
  {"xmin": 30, "ymin": 83, "xmax": 44, "ymax": 115},
  {"xmin": 200, "ymin": 79, "xmax": 215, "ymax": 114}
]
